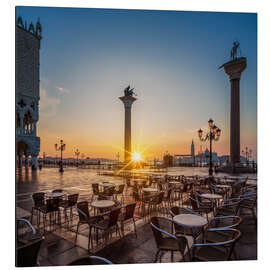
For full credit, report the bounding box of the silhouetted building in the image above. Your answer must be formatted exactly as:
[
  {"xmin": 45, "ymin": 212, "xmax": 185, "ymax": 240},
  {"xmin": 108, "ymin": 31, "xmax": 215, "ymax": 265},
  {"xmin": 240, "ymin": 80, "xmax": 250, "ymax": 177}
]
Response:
[
  {"xmin": 16, "ymin": 16, "xmax": 42, "ymax": 170},
  {"xmin": 163, "ymin": 153, "xmax": 173, "ymax": 167}
]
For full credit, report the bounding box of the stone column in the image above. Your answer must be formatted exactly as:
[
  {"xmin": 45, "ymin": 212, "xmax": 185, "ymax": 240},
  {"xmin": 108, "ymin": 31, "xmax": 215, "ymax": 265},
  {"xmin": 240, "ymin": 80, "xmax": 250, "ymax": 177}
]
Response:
[
  {"xmin": 20, "ymin": 115, "xmax": 24, "ymax": 135},
  {"xmin": 33, "ymin": 121, "xmax": 37, "ymax": 136},
  {"xmin": 31, "ymin": 154, "xmax": 38, "ymax": 170},
  {"xmin": 25, "ymin": 153, "xmax": 29, "ymax": 168},
  {"xmin": 18, "ymin": 151, "xmax": 23, "ymax": 169},
  {"xmin": 119, "ymin": 95, "xmax": 137, "ymax": 166},
  {"xmin": 221, "ymin": 57, "xmax": 246, "ymax": 166}
]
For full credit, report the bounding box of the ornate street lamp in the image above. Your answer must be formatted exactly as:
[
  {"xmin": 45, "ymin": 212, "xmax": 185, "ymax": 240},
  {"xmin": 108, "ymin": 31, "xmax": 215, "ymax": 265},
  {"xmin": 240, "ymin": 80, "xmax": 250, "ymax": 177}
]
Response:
[
  {"xmin": 55, "ymin": 139, "xmax": 66, "ymax": 172},
  {"xmin": 75, "ymin": 149, "xmax": 80, "ymax": 167},
  {"xmin": 242, "ymin": 147, "xmax": 252, "ymax": 167},
  {"xmin": 198, "ymin": 118, "xmax": 221, "ymax": 176}
]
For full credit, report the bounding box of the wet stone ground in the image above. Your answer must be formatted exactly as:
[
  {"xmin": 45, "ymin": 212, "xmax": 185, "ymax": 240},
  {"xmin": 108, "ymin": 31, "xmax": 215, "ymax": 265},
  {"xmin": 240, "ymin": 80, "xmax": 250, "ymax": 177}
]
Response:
[
  {"xmin": 16, "ymin": 167, "xmax": 257, "ymax": 265},
  {"xmin": 18, "ymin": 201, "xmax": 257, "ymax": 266}
]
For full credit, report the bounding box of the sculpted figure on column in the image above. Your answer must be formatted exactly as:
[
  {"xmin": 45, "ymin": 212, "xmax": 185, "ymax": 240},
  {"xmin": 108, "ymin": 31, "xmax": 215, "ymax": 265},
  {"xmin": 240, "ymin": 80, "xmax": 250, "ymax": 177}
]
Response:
[{"xmin": 230, "ymin": 41, "xmax": 240, "ymax": 60}]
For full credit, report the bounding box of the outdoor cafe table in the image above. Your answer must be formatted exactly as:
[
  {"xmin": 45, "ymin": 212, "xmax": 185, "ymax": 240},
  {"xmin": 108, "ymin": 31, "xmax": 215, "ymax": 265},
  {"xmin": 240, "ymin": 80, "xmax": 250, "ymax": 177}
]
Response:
[
  {"xmin": 142, "ymin": 187, "xmax": 159, "ymax": 193},
  {"xmin": 173, "ymin": 214, "xmax": 208, "ymax": 243},
  {"xmin": 246, "ymin": 179, "xmax": 257, "ymax": 186},
  {"xmin": 219, "ymin": 179, "xmax": 235, "ymax": 184},
  {"xmin": 91, "ymin": 200, "xmax": 115, "ymax": 209},
  {"xmin": 45, "ymin": 191, "xmax": 67, "ymax": 198},
  {"xmin": 100, "ymin": 182, "xmax": 115, "ymax": 187},
  {"xmin": 200, "ymin": 193, "xmax": 223, "ymax": 211},
  {"xmin": 215, "ymin": 184, "xmax": 232, "ymax": 199},
  {"xmin": 169, "ymin": 181, "xmax": 182, "ymax": 185},
  {"xmin": 132, "ymin": 179, "xmax": 144, "ymax": 183},
  {"xmin": 215, "ymin": 184, "xmax": 231, "ymax": 189}
]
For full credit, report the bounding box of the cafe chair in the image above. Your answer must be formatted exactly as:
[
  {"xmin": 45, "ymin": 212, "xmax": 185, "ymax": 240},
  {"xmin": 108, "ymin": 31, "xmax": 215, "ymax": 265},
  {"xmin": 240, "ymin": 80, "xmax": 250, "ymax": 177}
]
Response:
[
  {"xmin": 239, "ymin": 193, "xmax": 257, "ymax": 221},
  {"xmin": 17, "ymin": 238, "xmax": 43, "ymax": 267},
  {"xmin": 69, "ymin": 255, "xmax": 112, "ymax": 265},
  {"xmin": 148, "ymin": 192, "xmax": 164, "ymax": 217},
  {"xmin": 208, "ymin": 215, "xmax": 242, "ymax": 230},
  {"xmin": 92, "ymin": 207, "xmax": 122, "ymax": 247},
  {"xmin": 75, "ymin": 201, "xmax": 108, "ymax": 251},
  {"xmin": 31, "ymin": 192, "xmax": 45, "ymax": 227},
  {"xmin": 102, "ymin": 186, "xmax": 116, "ymax": 200},
  {"xmin": 114, "ymin": 184, "xmax": 125, "ymax": 203},
  {"xmin": 189, "ymin": 195, "xmax": 212, "ymax": 222},
  {"xmin": 191, "ymin": 228, "xmax": 241, "ymax": 261},
  {"xmin": 205, "ymin": 216, "xmax": 242, "ymax": 255},
  {"xmin": 16, "ymin": 218, "xmax": 44, "ymax": 267},
  {"xmin": 150, "ymin": 216, "xmax": 190, "ymax": 262},
  {"xmin": 91, "ymin": 183, "xmax": 101, "ymax": 201},
  {"xmin": 39, "ymin": 198, "xmax": 60, "ymax": 232},
  {"xmin": 119, "ymin": 203, "xmax": 137, "ymax": 237},
  {"xmin": 59, "ymin": 193, "xmax": 79, "ymax": 226},
  {"xmin": 162, "ymin": 188, "xmax": 173, "ymax": 211},
  {"xmin": 215, "ymin": 198, "xmax": 242, "ymax": 217}
]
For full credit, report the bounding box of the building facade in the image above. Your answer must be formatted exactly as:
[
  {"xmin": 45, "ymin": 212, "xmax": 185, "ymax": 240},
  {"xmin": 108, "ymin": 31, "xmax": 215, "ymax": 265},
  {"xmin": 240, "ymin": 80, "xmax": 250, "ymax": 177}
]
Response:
[{"xmin": 16, "ymin": 17, "xmax": 42, "ymax": 169}]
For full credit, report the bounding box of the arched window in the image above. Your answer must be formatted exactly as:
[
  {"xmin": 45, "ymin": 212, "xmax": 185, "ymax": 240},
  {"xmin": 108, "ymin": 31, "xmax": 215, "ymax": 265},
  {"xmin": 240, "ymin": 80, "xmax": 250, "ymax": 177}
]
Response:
[
  {"xmin": 16, "ymin": 111, "xmax": 20, "ymax": 130},
  {"xmin": 23, "ymin": 111, "xmax": 33, "ymax": 134}
]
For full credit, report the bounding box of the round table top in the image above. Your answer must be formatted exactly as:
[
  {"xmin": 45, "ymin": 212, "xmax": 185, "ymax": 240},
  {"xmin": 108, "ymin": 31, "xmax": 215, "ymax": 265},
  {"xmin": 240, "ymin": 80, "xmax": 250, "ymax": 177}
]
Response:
[
  {"xmin": 169, "ymin": 181, "xmax": 181, "ymax": 184},
  {"xmin": 91, "ymin": 200, "xmax": 115, "ymax": 208},
  {"xmin": 215, "ymin": 184, "xmax": 231, "ymax": 189},
  {"xmin": 45, "ymin": 192, "xmax": 66, "ymax": 198},
  {"xmin": 246, "ymin": 180, "xmax": 257, "ymax": 185},
  {"xmin": 201, "ymin": 193, "xmax": 223, "ymax": 200},
  {"xmin": 173, "ymin": 214, "xmax": 207, "ymax": 228},
  {"xmin": 142, "ymin": 187, "xmax": 159, "ymax": 193},
  {"xmin": 100, "ymin": 182, "xmax": 115, "ymax": 187},
  {"xmin": 220, "ymin": 179, "xmax": 235, "ymax": 183},
  {"xmin": 132, "ymin": 179, "xmax": 143, "ymax": 182}
]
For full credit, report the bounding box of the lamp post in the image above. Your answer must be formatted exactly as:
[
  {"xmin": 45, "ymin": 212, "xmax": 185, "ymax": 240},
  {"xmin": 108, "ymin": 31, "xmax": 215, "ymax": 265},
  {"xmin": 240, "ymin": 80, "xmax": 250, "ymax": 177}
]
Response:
[
  {"xmin": 242, "ymin": 147, "xmax": 252, "ymax": 167},
  {"xmin": 81, "ymin": 153, "xmax": 85, "ymax": 165},
  {"xmin": 55, "ymin": 139, "xmax": 65, "ymax": 172},
  {"xmin": 116, "ymin": 152, "xmax": 120, "ymax": 165},
  {"xmin": 74, "ymin": 149, "xmax": 80, "ymax": 167},
  {"xmin": 198, "ymin": 118, "xmax": 221, "ymax": 176}
]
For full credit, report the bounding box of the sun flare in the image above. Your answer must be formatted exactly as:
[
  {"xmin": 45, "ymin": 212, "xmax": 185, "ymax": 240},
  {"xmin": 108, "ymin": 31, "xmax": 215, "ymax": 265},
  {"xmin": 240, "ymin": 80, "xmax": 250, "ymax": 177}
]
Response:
[{"xmin": 132, "ymin": 152, "xmax": 141, "ymax": 161}]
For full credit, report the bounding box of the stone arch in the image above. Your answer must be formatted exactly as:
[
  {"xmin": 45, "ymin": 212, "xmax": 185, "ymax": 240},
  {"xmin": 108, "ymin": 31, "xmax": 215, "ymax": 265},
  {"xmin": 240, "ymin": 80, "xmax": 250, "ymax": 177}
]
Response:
[
  {"xmin": 22, "ymin": 105, "xmax": 34, "ymax": 117},
  {"xmin": 17, "ymin": 141, "xmax": 29, "ymax": 156}
]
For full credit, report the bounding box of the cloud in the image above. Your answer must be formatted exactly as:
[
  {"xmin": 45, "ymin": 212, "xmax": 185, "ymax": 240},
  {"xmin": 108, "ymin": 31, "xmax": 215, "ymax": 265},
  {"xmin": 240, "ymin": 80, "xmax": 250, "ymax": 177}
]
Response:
[
  {"xmin": 56, "ymin": 86, "xmax": 69, "ymax": 94},
  {"xmin": 39, "ymin": 89, "xmax": 61, "ymax": 117}
]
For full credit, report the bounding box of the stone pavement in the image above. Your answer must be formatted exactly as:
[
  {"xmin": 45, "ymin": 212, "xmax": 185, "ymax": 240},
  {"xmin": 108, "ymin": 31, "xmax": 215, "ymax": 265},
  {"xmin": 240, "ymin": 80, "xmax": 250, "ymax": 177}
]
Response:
[{"xmin": 36, "ymin": 209, "xmax": 256, "ymax": 266}]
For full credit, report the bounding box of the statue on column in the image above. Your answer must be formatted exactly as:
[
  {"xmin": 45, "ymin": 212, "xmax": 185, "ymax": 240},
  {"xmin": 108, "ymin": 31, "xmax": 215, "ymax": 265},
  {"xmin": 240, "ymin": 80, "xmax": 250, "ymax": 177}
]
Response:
[
  {"xmin": 124, "ymin": 85, "xmax": 137, "ymax": 97},
  {"xmin": 230, "ymin": 41, "xmax": 240, "ymax": 60}
]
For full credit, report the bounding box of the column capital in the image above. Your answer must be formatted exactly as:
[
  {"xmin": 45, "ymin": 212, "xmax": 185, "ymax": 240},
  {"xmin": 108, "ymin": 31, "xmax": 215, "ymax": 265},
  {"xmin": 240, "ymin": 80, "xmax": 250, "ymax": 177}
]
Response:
[
  {"xmin": 220, "ymin": 57, "xmax": 247, "ymax": 81},
  {"xmin": 119, "ymin": 95, "xmax": 137, "ymax": 108}
]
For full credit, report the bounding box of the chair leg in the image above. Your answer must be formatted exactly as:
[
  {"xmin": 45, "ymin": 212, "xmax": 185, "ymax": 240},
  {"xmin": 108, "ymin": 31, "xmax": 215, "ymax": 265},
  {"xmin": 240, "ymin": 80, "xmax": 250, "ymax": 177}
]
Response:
[
  {"xmin": 75, "ymin": 223, "xmax": 80, "ymax": 244},
  {"xmin": 171, "ymin": 251, "xmax": 174, "ymax": 262},
  {"xmin": 88, "ymin": 226, "xmax": 92, "ymax": 251},
  {"xmin": 37, "ymin": 210, "xmax": 40, "ymax": 228},
  {"xmin": 133, "ymin": 218, "xmax": 137, "ymax": 238},
  {"xmin": 31, "ymin": 207, "xmax": 34, "ymax": 224},
  {"xmin": 154, "ymin": 249, "xmax": 160, "ymax": 263},
  {"xmin": 43, "ymin": 214, "xmax": 46, "ymax": 233}
]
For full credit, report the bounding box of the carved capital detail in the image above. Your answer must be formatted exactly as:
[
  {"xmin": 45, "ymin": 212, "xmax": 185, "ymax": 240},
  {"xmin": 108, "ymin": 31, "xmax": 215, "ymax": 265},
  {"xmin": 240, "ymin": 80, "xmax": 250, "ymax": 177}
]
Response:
[{"xmin": 221, "ymin": 57, "xmax": 247, "ymax": 81}]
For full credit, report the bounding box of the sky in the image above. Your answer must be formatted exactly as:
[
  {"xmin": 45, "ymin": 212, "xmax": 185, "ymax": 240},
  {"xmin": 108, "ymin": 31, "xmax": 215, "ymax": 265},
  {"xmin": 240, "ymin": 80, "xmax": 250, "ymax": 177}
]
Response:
[{"xmin": 16, "ymin": 6, "xmax": 257, "ymax": 161}]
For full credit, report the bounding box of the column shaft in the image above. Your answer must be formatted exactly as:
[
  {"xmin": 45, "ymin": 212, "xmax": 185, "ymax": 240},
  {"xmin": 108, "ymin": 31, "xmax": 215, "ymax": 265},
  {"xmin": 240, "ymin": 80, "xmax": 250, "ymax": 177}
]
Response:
[
  {"xmin": 230, "ymin": 78, "xmax": 240, "ymax": 164},
  {"xmin": 124, "ymin": 107, "xmax": 132, "ymax": 163}
]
